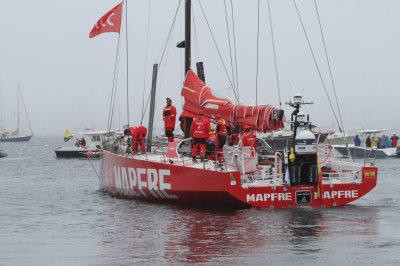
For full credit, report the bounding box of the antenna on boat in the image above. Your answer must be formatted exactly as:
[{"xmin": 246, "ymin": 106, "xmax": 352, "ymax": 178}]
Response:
[{"xmin": 285, "ymin": 93, "xmax": 313, "ymax": 143}]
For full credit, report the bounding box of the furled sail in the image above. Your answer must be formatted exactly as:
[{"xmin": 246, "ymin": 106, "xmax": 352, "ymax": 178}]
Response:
[{"xmin": 181, "ymin": 69, "xmax": 284, "ymax": 132}]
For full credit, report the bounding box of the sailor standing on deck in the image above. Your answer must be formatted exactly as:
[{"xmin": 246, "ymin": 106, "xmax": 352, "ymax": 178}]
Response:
[
  {"xmin": 163, "ymin": 98, "xmax": 177, "ymax": 142},
  {"xmin": 190, "ymin": 112, "xmax": 211, "ymax": 162},
  {"xmin": 206, "ymin": 129, "xmax": 218, "ymax": 161},
  {"xmin": 216, "ymin": 116, "xmax": 229, "ymax": 162}
]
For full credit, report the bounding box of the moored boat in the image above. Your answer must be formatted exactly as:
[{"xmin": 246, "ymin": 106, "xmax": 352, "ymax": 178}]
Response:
[
  {"xmin": 260, "ymin": 126, "xmax": 328, "ymax": 151},
  {"xmin": 334, "ymin": 129, "xmax": 397, "ymax": 159},
  {"xmin": 0, "ymin": 83, "xmax": 33, "ymax": 143},
  {"xmin": 326, "ymin": 132, "xmax": 355, "ymax": 145},
  {"xmin": 0, "ymin": 149, "xmax": 7, "ymax": 158},
  {"xmin": 334, "ymin": 145, "xmax": 396, "ymax": 159},
  {"xmin": 0, "ymin": 133, "xmax": 32, "ymax": 143},
  {"xmin": 55, "ymin": 130, "xmax": 109, "ymax": 158}
]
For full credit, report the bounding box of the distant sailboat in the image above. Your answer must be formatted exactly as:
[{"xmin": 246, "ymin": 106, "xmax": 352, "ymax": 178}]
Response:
[{"xmin": 0, "ymin": 83, "xmax": 33, "ymax": 142}]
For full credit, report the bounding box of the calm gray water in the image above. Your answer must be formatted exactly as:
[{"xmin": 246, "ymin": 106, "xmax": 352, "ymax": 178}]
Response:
[{"xmin": 1, "ymin": 136, "xmax": 399, "ymax": 265}]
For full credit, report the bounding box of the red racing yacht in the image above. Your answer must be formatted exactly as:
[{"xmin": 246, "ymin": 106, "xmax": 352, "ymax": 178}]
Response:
[
  {"xmin": 95, "ymin": 0, "xmax": 377, "ymax": 208},
  {"xmin": 99, "ymin": 72, "xmax": 377, "ymax": 208}
]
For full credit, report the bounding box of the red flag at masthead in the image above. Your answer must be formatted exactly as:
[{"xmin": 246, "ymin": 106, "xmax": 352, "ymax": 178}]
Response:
[{"xmin": 89, "ymin": 2, "xmax": 123, "ymax": 38}]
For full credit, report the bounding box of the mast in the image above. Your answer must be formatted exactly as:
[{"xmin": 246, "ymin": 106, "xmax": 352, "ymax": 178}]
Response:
[
  {"xmin": 182, "ymin": 0, "xmax": 193, "ymax": 138},
  {"xmin": 147, "ymin": 64, "xmax": 158, "ymax": 152},
  {"xmin": 184, "ymin": 0, "xmax": 191, "ymax": 74},
  {"xmin": 18, "ymin": 84, "xmax": 34, "ymax": 136},
  {"xmin": 17, "ymin": 83, "xmax": 20, "ymax": 133},
  {"xmin": 0, "ymin": 81, "xmax": 3, "ymax": 131}
]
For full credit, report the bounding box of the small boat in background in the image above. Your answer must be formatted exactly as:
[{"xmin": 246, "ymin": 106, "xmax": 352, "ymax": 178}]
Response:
[
  {"xmin": 334, "ymin": 129, "xmax": 397, "ymax": 159},
  {"xmin": 325, "ymin": 132, "xmax": 355, "ymax": 145},
  {"xmin": 261, "ymin": 127, "xmax": 328, "ymax": 151},
  {"xmin": 0, "ymin": 149, "xmax": 7, "ymax": 158},
  {"xmin": 55, "ymin": 130, "xmax": 110, "ymax": 158},
  {"xmin": 0, "ymin": 130, "xmax": 32, "ymax": 142}
]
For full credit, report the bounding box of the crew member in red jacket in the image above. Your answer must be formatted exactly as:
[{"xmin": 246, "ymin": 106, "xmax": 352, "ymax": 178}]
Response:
[
  {"xmin": 163, "ymin": 98, "xmax": 177, "ymax": 142},
  {"xmin": 216, "ymin": 117, "xmax": 229, "ymax": 162},
  {"xmin": 130, "ymin": 125, "xmax": 147, "ymax": 153},
  {"xmin": 242, "ymin": 125, "xmax": 257, "ymax": 156},
  {"xmin": 190, "ymin": 113, "xmax": 211, "ymax": 162},
  {"xmin": 206, "ymin": 129, "xmax": 218, "ymax": 161}
]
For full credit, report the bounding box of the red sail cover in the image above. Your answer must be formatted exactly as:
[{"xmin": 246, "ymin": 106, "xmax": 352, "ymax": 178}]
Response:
[{"xmin": 181, "ymin": 69, "xmax": 284, "ymax": 132}]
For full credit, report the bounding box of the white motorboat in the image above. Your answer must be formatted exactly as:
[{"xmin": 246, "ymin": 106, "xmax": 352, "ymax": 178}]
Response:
[
  {"xmin": 334, "ymin": 129, "xmax": 397, "ymax": 159},
  {"xmin": 54, "ymin": 130, "xmax": 111, "ymax": 158}
]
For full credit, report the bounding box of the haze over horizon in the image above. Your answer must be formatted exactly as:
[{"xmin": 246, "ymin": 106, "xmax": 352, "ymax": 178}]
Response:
[{"xmin": 0, "ymin": 0, "xmax": 399, "ymax": 137}]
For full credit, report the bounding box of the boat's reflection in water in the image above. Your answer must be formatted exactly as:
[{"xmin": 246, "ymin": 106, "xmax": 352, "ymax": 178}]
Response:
[{"xmin": 96, "ymin": 200, "xmax": 378, "ymax": 264}]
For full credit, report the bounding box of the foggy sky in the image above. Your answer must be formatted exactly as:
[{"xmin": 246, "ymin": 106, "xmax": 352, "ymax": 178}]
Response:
[{"xmin": 0, "ymin": 0, "xmax": 399, "ymax": 136}]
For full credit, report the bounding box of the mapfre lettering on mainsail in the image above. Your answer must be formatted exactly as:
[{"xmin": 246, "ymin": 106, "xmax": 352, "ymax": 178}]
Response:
[{"xmin": 114, "ymin": 166, "xmax": 178, "ymax": 199}]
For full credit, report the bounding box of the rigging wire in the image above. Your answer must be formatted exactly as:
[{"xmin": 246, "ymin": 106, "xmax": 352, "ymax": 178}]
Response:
[
  {"xmin": 155, "ymin": 0, "xmax": 182, "ymax": 67},
  {"xmin": 139, "ymin": 0, "xmax": 182, "ymax": 124},
  {"xmin": 197, "ymin": 0, "xmax": 238, "ymax": 103},
  {"xmin": 255, "ymin": 0, "xmax": 260, "ymax": 106},
  {"xmin": 313, "ymin": 1, "xmax": 346, "ymax": 134},
  {"xmin": 125, "ymin": 0, "xmax": 130, "ymax": 127},
  {"xmin": 192, "ymin": 5, "xmax": 200, "ymax": 61},
  {"xmin": 140, "ymin": 0, "xmax": 152, "ymax": 125},
  {"xmin": 313, "ymin": 0, "xmax": 352, "ymax": 159},
  {"xmin": 292, "ymin": 0, "xmax": 342, "ymax": 133},
  {"xmin": 230, "ymin": 0, "xmax": 240, "ymax": 102},
  {"xmin": 107, "ymin": 28, "xmax": 122, "ymax": 132},
  {"xmin": 267, "ymin": 0, "xmax": 282, "ymax": 108},
  {"xmin": 87, "ymin": 157, "xmax": 100, "ymax": 179},
  {"xmin": 223, "ymin": 0, "xmax": 237, "ymax": 100}
]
